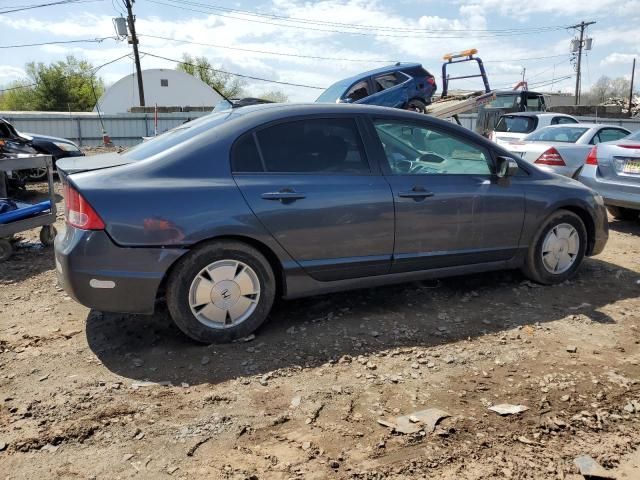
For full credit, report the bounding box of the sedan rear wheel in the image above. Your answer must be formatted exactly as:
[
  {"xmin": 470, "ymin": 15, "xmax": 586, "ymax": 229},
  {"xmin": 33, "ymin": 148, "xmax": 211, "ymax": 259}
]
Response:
[
  {"xmin": 167, "ymin": 241, "xmax": 275, "ymax": 343},
  {"xmin": 522, "ymin": 210, "xmax": 587, "ymax": 285}
]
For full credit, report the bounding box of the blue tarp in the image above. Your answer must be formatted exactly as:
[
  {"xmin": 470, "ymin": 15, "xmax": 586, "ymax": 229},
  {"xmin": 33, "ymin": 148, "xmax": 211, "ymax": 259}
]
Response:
[{"xmin": 0, "ymin": 200, "xmax": 51, "ymax": 224}]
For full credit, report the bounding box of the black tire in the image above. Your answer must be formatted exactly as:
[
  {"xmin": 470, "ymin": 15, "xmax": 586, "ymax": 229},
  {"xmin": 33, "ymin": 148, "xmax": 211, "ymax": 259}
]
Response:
[
  {"xmin": 607, "ymin": 206, "xmax": 639, "ymax": 221},
  {"xmin": 39, "ymin": 225, "xmax": 57, "ymax": 246},
  {"xmin": 0, "ymin": 239, "xmax": 12, "ymax": 262},
  {"xmin": 406, "ymin": 98, "xmax": 427, "ymax": 113},
  {"xmin": 166, "ymin": 240, "xmax": 276, "ymax": 343},
  {"xmin": 522, "ymin": 210, "xmax": 587, "ymax": 285}
]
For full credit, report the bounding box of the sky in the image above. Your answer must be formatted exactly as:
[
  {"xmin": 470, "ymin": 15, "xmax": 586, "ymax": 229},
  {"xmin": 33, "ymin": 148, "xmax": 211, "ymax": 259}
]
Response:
[{"xmin": 1, "ymin": 0, "xmax": 639, "ymax": 102}]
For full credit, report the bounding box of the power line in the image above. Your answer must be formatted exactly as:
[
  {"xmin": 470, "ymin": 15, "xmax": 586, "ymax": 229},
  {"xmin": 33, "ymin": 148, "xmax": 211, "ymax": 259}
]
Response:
[
  {"xmin": 0, "ymin": 0, "xmax": 101, "ymax": 14},
  {"xmin": 139, "ymin": 51, "xmax": 326, "ymax": 89},
  {"xmin": 0, "ymin": 37, "xmax": 112, "ymax": 49},
  {"xmin": 149, "ymin": 0, "xmax": 570, "ymax": 35},
  {"xmin": 139, "ymin": 34, "xmax": 401, "ymax": 63},
  {"xmin": 0, "ymin": 83, "xmax": 37, "ymax": 93},
  {"xmin": 146, "ymin": 0, "xmax": 569, "ymax": 39},
  {"xmin": 483, "ymin": 54, "xmax": 570, "ymax": 63}
]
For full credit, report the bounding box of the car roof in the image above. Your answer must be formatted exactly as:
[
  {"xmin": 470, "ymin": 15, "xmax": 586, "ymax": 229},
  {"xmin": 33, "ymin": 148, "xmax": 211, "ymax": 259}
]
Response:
[
  {"xmin": 501, "ymin": 112, "xmax": 574, "ymax": 118},
  {"xmin": 336, "ymin": 63, "xmax": 423, "ymax": 83},
  {"xmin": 538, "ymin": 123, "xmax": 629, "ymax": 129}
]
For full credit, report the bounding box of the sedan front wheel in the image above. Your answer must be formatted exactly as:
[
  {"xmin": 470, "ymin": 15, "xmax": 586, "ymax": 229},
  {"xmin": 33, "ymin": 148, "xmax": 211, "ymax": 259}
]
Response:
[
  {"xmin": 167, "ymin": 241, "xmax": 276, "ymax": 343},
  {"xmin": 522, "ymin": 210, "xmax": 587, "ymax": 285}
]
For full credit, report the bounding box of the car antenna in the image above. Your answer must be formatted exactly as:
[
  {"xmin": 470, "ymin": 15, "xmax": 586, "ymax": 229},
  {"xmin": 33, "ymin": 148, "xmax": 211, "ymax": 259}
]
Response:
[{"xmin": 208, "ymin": 84, "xmax": 233, "ymax": 108}]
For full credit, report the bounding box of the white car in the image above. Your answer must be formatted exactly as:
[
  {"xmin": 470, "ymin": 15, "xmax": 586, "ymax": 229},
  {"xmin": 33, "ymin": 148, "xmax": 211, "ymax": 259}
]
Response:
[
  {"xmin": 506, "ymin": 123, "xmax": 631, "ymax": 178},
  {"xmin": 490, "ymin": 112, "xmax": 579, "ymax": 147}
]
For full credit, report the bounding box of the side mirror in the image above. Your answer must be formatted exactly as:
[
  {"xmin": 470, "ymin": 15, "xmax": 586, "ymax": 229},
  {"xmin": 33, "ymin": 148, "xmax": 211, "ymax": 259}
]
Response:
[{"xmin": 495, "ymin": 156, "xmax": 519, "ymax": 178}]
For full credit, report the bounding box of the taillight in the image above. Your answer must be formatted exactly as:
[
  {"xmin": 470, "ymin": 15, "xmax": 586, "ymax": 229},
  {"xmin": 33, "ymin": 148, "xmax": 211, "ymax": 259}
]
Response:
[
  {"xmin": 618, "ymin": 144, "xmax": 640, "ymax": 149},
  {"xmin": 535, "ymin": 147, "xmax": 566, "ymax": 166},
  {"xmin": 426, "ymin": 77, "xmax": 435, "ymax": 85},
  {"xmin": 585, "ymin": 146, "xmax": 598, "ymax": 165},
  {"xmin": 63, "ymin": 182, "xmax": 105, "ymax": 230}
]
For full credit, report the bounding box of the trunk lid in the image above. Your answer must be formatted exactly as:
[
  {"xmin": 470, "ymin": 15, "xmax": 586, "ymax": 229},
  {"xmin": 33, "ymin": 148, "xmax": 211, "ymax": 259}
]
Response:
[{"xmin": 56, "ymin": 152, "xmax": 134, "ymax": 176}]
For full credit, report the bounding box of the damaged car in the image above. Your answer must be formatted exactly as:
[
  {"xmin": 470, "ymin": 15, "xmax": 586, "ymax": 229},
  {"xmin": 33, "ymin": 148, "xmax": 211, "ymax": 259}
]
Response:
[{"xmin": 0, "ymin": 118, "xmax": 84, "ymax": 180}]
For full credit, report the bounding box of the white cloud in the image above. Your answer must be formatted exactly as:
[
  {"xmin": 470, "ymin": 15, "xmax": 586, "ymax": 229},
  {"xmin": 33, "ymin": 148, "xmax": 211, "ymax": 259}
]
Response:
[
  {"xmin": 600, "ymin": 52, "xmax": 638, "ymax": 66},
  {"xmin": 0, "ymin": 65, "xmax": 27, "ymax": 84}
]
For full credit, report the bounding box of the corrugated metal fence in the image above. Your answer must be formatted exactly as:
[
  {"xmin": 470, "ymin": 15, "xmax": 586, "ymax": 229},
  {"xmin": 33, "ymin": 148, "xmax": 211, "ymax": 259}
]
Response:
[
  {"xmin": 2, "ymin": 111, "xmax": 640, "ymax": 147},
  {"xmin": 0, "ymin": 111, "xmax": 210, "ymax": 147}
]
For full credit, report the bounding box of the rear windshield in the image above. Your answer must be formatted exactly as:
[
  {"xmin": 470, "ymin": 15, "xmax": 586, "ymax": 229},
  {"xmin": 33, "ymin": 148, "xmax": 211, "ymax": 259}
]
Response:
[
  {"xmin": 495, "ymin": 115, "xmax": 536, "ymax": 133},
  {"xmin": 525, "ymin": 126, "xmax": 589, "ymax": 143},
  {"xmin": 626, "ymin": 130, "xmax": 640, "ymax": 141},
  {"xmin": 124, "ymin": 112, "xmax": 232, "ymax": 160}
]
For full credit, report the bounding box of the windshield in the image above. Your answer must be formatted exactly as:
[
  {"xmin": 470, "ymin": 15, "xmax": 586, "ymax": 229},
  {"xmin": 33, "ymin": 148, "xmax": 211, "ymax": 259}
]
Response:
[
  {"xmin": 316, "ymin": 79, "xmax": 351, "ymax": 103},
  {"xmin": 487, "ymin": 95, "xmax": 517, "ymax": 109},
  {"xmin": 525, "ymin": 126, "xmax": 589, "ymax": 143},
  {"xmin": 124, "ymin": 112, "xmax": 232, "ymax": 160},
  {"xmin": 495, "ymin": 115, "xmax": 536, "ymax": 134}
]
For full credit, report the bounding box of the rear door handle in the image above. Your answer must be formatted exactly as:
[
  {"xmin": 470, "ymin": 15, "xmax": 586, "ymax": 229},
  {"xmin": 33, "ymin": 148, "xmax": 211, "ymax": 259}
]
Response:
[
  {"xmin": 261, "ymin": 190, "xmax": 306, "ymax": 201},
  {"xmin": 398, "ymin": 187, "xmax": 434, "ymax": 198}
]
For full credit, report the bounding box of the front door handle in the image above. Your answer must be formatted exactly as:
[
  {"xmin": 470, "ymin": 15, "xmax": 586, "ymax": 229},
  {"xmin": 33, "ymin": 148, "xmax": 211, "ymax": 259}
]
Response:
[
  {"xmin": 261, "ymin": 189, "xmax": 306, "ymax": 201},
  {"xmin": 398, "ymin": 187, "xmax": 434, "ymax": 199}
]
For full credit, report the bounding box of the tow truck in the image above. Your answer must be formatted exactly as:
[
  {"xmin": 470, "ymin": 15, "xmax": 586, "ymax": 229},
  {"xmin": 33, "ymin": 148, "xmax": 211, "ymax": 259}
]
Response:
[{"xmin": 425, "ymin": 49, "xmax": 547, "ymax": 136}]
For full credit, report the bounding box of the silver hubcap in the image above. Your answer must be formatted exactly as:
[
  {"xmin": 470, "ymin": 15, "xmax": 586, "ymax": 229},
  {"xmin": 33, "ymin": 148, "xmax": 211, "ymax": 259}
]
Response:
[
  {"xmin": 541, "ymin": 223, "xmax": 580, "ymax": 274},
  {"xmin": 188, "ymin": 260, "xmax": 260, "ymax": 329}
]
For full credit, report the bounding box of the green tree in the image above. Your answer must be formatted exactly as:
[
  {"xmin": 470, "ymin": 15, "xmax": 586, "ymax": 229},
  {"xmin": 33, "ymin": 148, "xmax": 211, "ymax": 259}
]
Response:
[
  {"xmin": 0, "ymin": 56, "xmax": 103, "ymax": 111},
  {"xmin": 177, "ymin": 53, "xmax": 244, "ymax": 98},
  {"xmin": 585, "ymin": 75, "xmax": 637, "ymax": 104},
  {"xmin": 259, "ymin": 90, "xmax": 289, "ymax": 103}
]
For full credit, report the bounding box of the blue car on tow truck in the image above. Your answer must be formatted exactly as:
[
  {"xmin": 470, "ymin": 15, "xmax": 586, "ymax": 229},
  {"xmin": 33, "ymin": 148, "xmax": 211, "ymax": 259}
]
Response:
[{"xmin": 316, "ymin": 63, "xmax": 437, "ymax": 113}]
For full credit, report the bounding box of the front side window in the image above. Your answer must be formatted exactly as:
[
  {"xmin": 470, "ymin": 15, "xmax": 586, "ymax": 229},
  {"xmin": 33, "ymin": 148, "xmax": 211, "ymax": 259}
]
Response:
[
  {"xmin": 374, "ymin": 120, "xmax": 491, "ymax": 175},
  {"xmin": 233, "ymin": 118, "xmax": 369, "ymax": 174},
  {"xmin": 345, "ymin": 80, "xmax": 370, "ymax": 102}
]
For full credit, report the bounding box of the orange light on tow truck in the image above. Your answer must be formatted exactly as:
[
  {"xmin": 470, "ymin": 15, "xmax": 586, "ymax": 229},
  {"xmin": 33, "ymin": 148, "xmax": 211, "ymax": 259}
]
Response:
[{"xmin": 443, "ymin": 48, "xmax": 478, "ymax": 61}]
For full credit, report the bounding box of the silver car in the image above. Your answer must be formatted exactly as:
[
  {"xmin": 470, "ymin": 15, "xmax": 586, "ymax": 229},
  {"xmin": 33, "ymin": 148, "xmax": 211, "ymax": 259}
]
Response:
[
  {"xmin": 578, "ymin": 129, "xmax": 640, "ymax": 220},
  {"xmin": 507, "ymin": 124, "xmax": 631, "ymax": 178}
]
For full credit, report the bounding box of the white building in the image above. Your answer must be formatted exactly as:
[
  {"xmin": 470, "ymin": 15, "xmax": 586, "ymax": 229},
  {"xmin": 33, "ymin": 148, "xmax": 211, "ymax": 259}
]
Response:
[{"xmin": 95, "ymin": 69, "xmax": 222, "ymax": 114}]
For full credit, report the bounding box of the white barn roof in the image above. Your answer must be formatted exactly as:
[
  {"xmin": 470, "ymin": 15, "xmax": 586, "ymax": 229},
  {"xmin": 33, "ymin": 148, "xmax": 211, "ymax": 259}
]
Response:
[{"xmin": 95, "ymin": 68, "xmax": 222, "ymax": 114}]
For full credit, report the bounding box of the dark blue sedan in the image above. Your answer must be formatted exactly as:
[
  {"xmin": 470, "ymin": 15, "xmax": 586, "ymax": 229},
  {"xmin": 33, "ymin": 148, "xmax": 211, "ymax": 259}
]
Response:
[
  {"xmin": 316, "ymin": 63, "xmax": 437, "ymax": 112},
  {"xmin": 55, "ymin": 104, "xmax": 608, "ymax": 343}
]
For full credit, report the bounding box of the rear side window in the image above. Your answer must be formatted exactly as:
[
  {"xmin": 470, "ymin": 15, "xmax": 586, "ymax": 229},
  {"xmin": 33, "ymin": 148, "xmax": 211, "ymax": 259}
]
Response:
[
  {"xmin": 373, "ymin": 72, "xmax": 408, "ymax": 92},
  {"xmin": 495, "ymin": 116, "xmax": 536, "ymax": 133},
  {"xmin": 551, "ymin": 116, "xmax": 578, "ymax": 125},
  {"xmin": 232, "ymin": 133, "xmax": 263, "ymax": 172},
  {"xmin": 244, "ymin": 118, "xmax": 369, "ymax": 174},
  {"xmin": 594, "ymin": 128, "xmax": 630, "ymax": 144}
]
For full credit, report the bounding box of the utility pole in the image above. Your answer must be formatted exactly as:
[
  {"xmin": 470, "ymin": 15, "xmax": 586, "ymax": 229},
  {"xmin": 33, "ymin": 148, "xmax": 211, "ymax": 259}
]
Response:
[
  {"xmin": 125, "ymin": 0, "xmax": 145, "ymax": 106},
  {"xmin": 570, "ymin": 20, "xmax": 596, "ymax": 105},
  {"xmin": 629, "ymin": 58, "xmax": 636, "ymax": 118}
]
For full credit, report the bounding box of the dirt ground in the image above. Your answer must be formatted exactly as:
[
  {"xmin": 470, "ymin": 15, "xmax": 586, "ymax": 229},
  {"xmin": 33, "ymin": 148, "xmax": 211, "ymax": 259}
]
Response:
[{"xmin": 1, "ymin": 180, "xmax": 640, "ymax": 479}]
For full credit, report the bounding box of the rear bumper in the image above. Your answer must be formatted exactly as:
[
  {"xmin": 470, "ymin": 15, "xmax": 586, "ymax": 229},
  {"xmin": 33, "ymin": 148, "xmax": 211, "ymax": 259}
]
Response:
[
  {"xmin": 579, "ymin": 166, "xmax": 640, "ymax": 210},
  {"xmin": 54, "ymin": 226, "xmax": 186, "ymax": 314}
]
